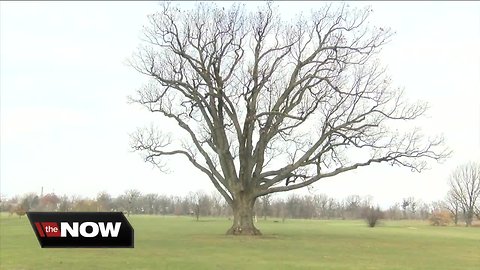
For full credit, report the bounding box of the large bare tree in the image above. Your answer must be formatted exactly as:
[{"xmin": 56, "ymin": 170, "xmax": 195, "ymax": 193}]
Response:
[
  {"xmin": 448, "ymin": 162, "xmax": 480, "ymax": 226},
  {"xmin": 129, "ymin": 2, "xmax": 449, "ymax": 235}
]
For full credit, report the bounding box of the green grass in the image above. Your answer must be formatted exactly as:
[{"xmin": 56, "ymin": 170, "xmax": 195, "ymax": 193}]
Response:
[{"xmin": 1, "ymin": 214, "xmax": 479, "ymax": 270}]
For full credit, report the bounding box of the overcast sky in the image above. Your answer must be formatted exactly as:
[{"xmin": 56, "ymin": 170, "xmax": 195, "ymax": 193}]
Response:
[{"xmin": 1, "ymin": 1, "xmax": 479, "ymax": 208}]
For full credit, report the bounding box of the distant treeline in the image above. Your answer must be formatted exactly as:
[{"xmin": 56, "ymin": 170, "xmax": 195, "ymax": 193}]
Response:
[{"xmin": 2, "ymin": 190, "xmax": 477, "ymax": 226}]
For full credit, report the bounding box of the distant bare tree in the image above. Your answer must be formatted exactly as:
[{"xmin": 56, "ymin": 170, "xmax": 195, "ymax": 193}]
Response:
[
  {"xmin": 58, "ymin": 195, "xmax": 71, "ymax": 212},
  {"xmin": 401, "ymin": 197, "xmax": 415, "ymax": 219},
  {"xmin": 384, "ymin": 203, "xmax": 402, "ymax": 220},
  {"xmin": 444, "ymin": 191, "xmax": 460, "ymax": 225},
  {"xmin": 417, "ymin": 201, "xmax": 431, "ymax": 220},
  {"xmin": 210, "ymin": 191, "xmax": 224, "ymax": 216},
  {"xmin": 122, "ymin": 189, "xmax": 142, "ymax": 216},
  {"xmin": 143, "ymin": 193, "xmax": 159, "ymax": 214},
  {"xmin": 448, "ymin": 162, "xmax": 480, "ymax": 226},
  {"xmin": 96, "ymin": 192, "xmax": 112, "ymax": 212},
  {"xmin": 313, "ymin": 194, "xmax": 329, "ymax": 218},
  {"xmin": 129, "ymin": 2, "xmax": 449, "ymax": 235},
  {"xmin": 259, "ymin": 194, "xmax": 272, "ymax": 220},
  {"xmin": 344, "ymin": 195, "xmax": 362, "ymax": 219},
  {"xmin": 188, "ymin": 190, "xmax": 210, "ymax": 221}
]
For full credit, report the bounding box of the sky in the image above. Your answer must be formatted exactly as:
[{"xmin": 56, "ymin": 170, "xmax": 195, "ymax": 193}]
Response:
[{"xmin": 1, "ymin": 1, "xmax": 479, "ymax": 208}]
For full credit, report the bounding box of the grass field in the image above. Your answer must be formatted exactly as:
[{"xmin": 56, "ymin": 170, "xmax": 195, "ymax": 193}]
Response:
[{"xmin": 1, "ymin": 214, "xmax": 479, "ymax": 270}]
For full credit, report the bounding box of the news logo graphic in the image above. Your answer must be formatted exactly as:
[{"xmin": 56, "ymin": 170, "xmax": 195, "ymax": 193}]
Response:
[{"xmin": 27, "ymin": 212, "xmax": 134, "ymax": 248}]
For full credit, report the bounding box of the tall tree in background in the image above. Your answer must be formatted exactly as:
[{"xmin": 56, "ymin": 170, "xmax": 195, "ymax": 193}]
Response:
[
  {"xmin": 130, "ymin": 2, "xmax": 449, "ymax": 235},
  {"xmin": 444, "ymin": 191, "xmax": 460, "ymax": 225},
  {"xmin": 448, "ymin": 162, "xmax": 480, "ymax": 226}
]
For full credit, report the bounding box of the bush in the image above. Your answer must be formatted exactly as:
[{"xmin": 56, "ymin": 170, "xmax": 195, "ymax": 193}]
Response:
[
  {"xmin": 364, "ymin": 206, "xmax": 383, "ymax": 227},
  {"xmin": 429, "ymin": 210, "xmax": 451, "ymax": 226},
  {"xmin": 14, "ymin": 206, "xmax": 26, "ymax": 218}
]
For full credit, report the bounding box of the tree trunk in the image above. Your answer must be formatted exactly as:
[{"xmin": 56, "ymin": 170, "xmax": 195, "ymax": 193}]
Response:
[
  {"xmin": 453, "ymin": 205, "xmax": 458, "ymax": 225},
  {"xmin": 465, "ymin": 209, "xmax": 473, "ymax": 227},
  {"xmin": 195, "ymin": 204, "xmax": 200, "ymax": 221},
  {"xmin": 226, "ymin": 195, "xmax": 261, "ymax": 235}
]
